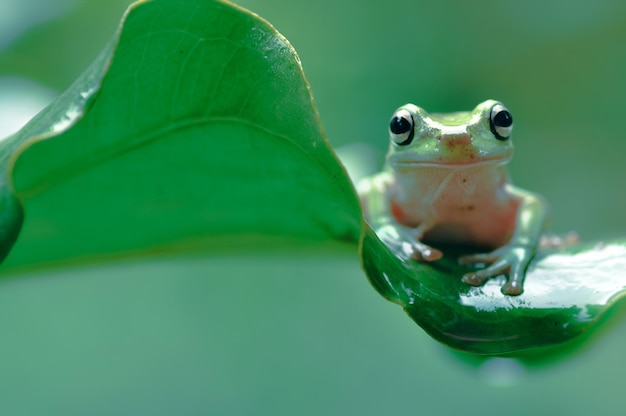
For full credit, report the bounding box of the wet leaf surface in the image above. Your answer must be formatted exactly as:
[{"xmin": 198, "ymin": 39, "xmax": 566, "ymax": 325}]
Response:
[{"xmin": 362, "ymin": 225, "xmax": 626, "ymax": 354}]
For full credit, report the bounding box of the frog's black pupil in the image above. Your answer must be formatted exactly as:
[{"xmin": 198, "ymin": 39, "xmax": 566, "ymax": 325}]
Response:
[
  {"xmin": 493, "ymin": 110, "xmax": 513, "ymax": 127},
  {"xmin": 390, "ymin": 116, "xmax": 411, "ymax": 134}
]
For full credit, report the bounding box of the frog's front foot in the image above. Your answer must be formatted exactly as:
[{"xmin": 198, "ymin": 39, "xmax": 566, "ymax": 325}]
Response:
[
  {"xmin": 459, "ymin": 245, "xmax": 536, "ymax": 296},
  {"xmin": 375, "ymin": 223, "xmax": 442, "ymax": 262}
]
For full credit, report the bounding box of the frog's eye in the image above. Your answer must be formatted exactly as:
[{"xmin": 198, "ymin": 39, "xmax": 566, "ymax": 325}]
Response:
[
  {"xmin": 489, "ymin": 104, "xmax": 513, "ymax": 141},
  {"xmin": 389, "ymin": 109, "xmax": 415, "ymax": 146}
]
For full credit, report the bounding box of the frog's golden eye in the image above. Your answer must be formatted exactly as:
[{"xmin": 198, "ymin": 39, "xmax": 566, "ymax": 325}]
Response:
[
  {"xmin": 389, "ymin": 109, "xmax": 415, "ymax": 146},
  {"xmin": 490, "ymin": 104, "xmax": 513, "ymax": 141}
]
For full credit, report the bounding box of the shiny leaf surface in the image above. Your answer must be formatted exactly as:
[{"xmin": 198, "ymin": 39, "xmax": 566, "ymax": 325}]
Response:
[{"xmin": 362, "ymin": 225, "xmax": 626, "ymax": 354}]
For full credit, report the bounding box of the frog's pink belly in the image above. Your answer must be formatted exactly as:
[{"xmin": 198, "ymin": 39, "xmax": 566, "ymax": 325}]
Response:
[{"xmin": 392, "ymin": 199, "xmax": 518, "ymax": 248}]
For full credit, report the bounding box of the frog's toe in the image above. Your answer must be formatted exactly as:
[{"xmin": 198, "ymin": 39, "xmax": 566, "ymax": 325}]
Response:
[
  {"xmin": 501, "ymin": 280, "xmax": 524, "ymax": 296},
  {"xmin": 412, "ymin": 245, "xmax": 442, "ymax": 262},
  {"xmin": 462, "ymin": 272, "xmax": 489, "ymax": 286},
  {"xmin": 462, "ymin": 258, "xmax": 509, "ymax": 286},
  {"xmin": 500, "ymin": 264, "xmax": 526, "ymax": 296}
]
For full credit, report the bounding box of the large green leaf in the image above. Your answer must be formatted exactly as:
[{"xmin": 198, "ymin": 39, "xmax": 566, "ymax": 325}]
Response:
[{"xmin": 0, "ymin": 0, "xmax": 361, "ymax": 269}]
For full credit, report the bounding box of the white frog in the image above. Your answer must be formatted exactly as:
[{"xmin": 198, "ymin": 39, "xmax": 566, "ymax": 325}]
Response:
[{"xmin": 358, "ymin": 100, "xmax": 548, "ymax": 295}]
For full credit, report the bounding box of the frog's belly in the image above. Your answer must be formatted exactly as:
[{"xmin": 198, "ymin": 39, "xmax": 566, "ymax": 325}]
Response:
[
  {"xmin": 392, "ymin": 199, "xmax": 519, "ymax": 249},
  {"xmin": 423, "ymin": 219, "xmax": 514, "ymax": 248}
]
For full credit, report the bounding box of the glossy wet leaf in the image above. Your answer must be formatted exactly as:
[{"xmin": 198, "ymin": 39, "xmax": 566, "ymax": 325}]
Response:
[
  {"xmin": 361, "ymin": 225, "xmax": 626, "ymax": 354},
  {"xmin": 0, "ymin": 0, "xmax": 361, "ymax": 269}
]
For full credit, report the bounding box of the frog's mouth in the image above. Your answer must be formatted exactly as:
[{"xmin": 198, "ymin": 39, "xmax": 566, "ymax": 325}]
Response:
[{"xmin": 390, "ymin": 155, "xmax": 512, "ymax": 169}]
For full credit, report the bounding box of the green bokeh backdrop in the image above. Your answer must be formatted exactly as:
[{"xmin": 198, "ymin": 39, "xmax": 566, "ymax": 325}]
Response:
[{"xmin": 0, "ymin": 0, "xmax": 625, "ymax": 415}]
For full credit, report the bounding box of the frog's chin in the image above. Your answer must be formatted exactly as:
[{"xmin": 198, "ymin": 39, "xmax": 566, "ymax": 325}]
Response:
[{"xmin": 390, "ymin": 156, "xmax": 511, "ymax": 169}]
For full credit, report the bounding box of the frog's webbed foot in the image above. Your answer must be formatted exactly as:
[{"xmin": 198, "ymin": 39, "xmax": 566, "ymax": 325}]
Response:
[
  {"xmin": 375, "ymin": 223, "xmax": 442, "ymax": 262},
  {"xmin": 459, "ymin": 245, "xmax": 536, "ymax": 296}
]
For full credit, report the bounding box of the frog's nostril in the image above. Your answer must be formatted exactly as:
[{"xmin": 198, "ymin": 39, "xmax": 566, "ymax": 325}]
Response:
[{"xmin": 439, "ymin": 133, "xmax": 472, "ymax": 147}]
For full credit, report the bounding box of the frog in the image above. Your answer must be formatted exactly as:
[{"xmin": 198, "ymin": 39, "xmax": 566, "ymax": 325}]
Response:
[{"xmin": 357, "ymin": 100, "xmax": 547, "ymax": 296}]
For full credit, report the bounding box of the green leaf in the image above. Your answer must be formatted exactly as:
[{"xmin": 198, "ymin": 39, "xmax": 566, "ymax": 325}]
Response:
[
  {"xmin": 361, "ymin": 224, "xmax": 626, "ymax": 354},
  {"xmin": 0, "ymin": 0, "xmax": 361, "ymax": 269}
]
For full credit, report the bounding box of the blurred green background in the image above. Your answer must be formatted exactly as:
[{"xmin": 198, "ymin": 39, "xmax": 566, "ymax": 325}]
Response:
[{"xmin": 0, "ymin": 0, "xmax": 625, "ymax": 414}]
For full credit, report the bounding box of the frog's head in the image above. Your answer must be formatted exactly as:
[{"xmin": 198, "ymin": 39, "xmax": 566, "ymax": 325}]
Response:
[{"xmin": 386, "ymin": 99, "xmax": 514, "ymax": 168}]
